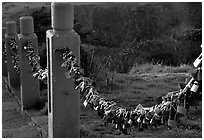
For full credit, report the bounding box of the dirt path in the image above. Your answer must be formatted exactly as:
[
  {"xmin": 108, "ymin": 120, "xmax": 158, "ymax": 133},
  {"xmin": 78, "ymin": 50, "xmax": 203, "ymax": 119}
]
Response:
[{"xmin": 2, "ymin": 78, "xmax": 43, "ymax": 138}]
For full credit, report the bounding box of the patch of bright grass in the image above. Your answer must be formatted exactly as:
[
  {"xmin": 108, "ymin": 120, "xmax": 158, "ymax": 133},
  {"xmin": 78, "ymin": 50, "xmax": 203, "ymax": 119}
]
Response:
[{"xmin": 129, "ymin": 63, "xmax": 194, "ymax": 75}]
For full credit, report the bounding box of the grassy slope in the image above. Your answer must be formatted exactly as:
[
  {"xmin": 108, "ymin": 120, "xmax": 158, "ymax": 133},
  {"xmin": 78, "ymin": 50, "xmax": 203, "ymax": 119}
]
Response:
[{"xmin": 80, "ymin": 64, "xmax": 202, "ymax": 138}]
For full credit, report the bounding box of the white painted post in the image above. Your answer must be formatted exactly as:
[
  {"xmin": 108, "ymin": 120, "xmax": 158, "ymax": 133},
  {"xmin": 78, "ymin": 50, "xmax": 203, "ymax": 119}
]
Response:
[
  {"xmin": 18, "ymin": 16, "xmax": 40, "ymax": 110},
  {"xmin": 5, "ymin": 21, "xmax": 20, "ymax": 87},
  {"xmin": 46, "ymin": 2, "xmax": 80, "ymax": 138}
]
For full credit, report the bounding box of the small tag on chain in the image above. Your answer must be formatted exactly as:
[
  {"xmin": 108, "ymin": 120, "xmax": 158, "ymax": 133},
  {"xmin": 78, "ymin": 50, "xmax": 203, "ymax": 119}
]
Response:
[{"xmin": 83, "ymin": 100, "xmax": 88, "ymax": 107}]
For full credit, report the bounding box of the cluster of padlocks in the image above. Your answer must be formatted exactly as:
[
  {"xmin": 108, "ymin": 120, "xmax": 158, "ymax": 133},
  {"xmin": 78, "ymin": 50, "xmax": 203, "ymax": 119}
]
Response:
[
  {"xmin": 185, "ymin": 55, "xmax": 202, "ymax": 110},
  {"xmin": 23, "ymin": 40, "xmax": 48, "ymax": 82},
  {"xmin": 57, "ymin": 47, "xmax": 202, "ymax": 134},
  {"xmin": 9, "ymin": 39, "xmax": 20, "ymax": 74}
]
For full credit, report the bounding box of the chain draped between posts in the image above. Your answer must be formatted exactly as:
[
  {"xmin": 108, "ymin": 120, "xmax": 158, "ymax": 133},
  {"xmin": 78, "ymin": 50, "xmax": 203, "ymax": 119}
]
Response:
[
  {"xmin": 10, "ymin": 39, "xmax": 20, "ymax": 74},
  {"xmin": 7, "ymin": 38, "xmax": 202, "ymax": 134},
  {"xmin": 9, "ymin": 39, "xmax": 48, "ymax": 83},
  {"xmin": 3, "ymin": 41, "xmax": 7, "ymax": 63},
  {"xmin": 55, "ymin": 47, "xmax": 202, "ymax": 134},
  {"xmin": 23, "ymin": 40, "xmax": 48, "ymax": 83}
]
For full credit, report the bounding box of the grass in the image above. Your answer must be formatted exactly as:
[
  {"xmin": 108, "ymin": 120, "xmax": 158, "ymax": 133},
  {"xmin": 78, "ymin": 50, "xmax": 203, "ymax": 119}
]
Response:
[
  {"xmin": 129, "ymin": 63, "xmax": 194, "ymax": 75},
  {"xmin": 80, "ymin": 64, "xmax": 201, "ymax": 137}
]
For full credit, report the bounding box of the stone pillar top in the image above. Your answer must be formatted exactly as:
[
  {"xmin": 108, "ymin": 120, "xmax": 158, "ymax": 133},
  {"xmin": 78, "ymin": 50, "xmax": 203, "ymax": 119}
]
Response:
[
  {"xmin": 20, "ymin": 16, "xmax": 34, "ymax": 35},
  {"xmin": 51, "ymin": 2, "xmax": 74, "ymax": 30},
  {"xmin": 6, "ymin": 21, "xmax": 16, "ymax": 35}
]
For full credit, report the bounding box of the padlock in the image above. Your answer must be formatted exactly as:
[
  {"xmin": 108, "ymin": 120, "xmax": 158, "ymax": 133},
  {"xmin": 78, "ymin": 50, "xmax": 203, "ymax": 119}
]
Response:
[
  {"xmin": 145, "ymin": 112, "xmax": 153, "ymax": 120},
  {"xmin": 111, "ymin": 119, "xmax": 114, "ymax": 124},
  {"xmin": 162, "ymin": 101, "xmax": 171, "ymax": 108},
  {"xmin": 137, "ymin": 116, "xmax": 141, "ymax": 123},
  {"xmin": 166, "ymin": 90, "xmax": 179, "ymax": 99},
  {"xmin": 142, "ymin": 118, "xmax": 146, "ymax": 124},
  {"xmin": 128, "ymin": 119, "xmax": 133, "ymax": 125},
  {"xmin": 104, "ymin": 110, "xmax": 111, "ymax": 116},
  {"xmin": 41, "ymin": 74, "xmax": 47, "ymax": 80},
  {"xmin": 193, "ymin": 53, "xmax": 202, "ymax": 68},
  {"xmin": 87, "ymin": 93, "xmax": 94, "ymax": 102},
  {"xmin": 35, "ymin": 66, "xmax": 40, "ymax": 72},
  {"xmin": 122, "ymin": 124, "xmax": 125, "ymax": 129},
  {"xmin": 168, "ymin": 119, "xmax": 177, "ymax": 128},
  {"xmin": 89, "ymin": 95, "xmax": 96, "ymax": 105},
  {"xmin": 92, "ymin": 96, "xmax": 99, "ymax": 106},
  {"xmin": 138, "ymin": 122, "xmax": 143, "ymax": 131},
  {"xmin": 154, "ymin": 113, "xmax": 161, "ymax": 120},
  {"xmin": 186, "ymin": 78, "xmax": 194, "ymax": 88},
  {"xmin": 135, "ymin": 104, "xmax": 143, "ymax": 111},
  {"xmin": 154, "ymin": 107, "xmax": 162, "ymax": 115},
  {"xmin": 94, "ymin": 106, "xmax": 99, "ymax": 111},
  {"xmin": 190, "ymin": 81, "xmax": 199, "ymax": 93},
  {"xmin": 26, "ymin": 51, "xmax": 34, "ymax": 57},
  {"xmin": 150, "ymin": 118, "xmax": 153, "ymax": 124},
  {"xmin": 61, "ymin": 59, "xmax": 70, "ymax": 67},
  {"xmin": 161, "ymin": 116, "xmax": 164, "ymax": 125},
  {"xmin": 177, "ymin": 105, "xmax": 186, "ymax": 115},
  {"xmin": 141, "ymin": 109, "xmax": 145, "ymax": 115},
  {"xmin": 115, "ymin": 124, "xmax": 118, "ymax": 129},
  {"xmin": 166, "ymin": 92, "xmax": 173, "ymax": 98},
  {"xmin": 197, "ymin": 68, "xmax": 202, "ymax": 82},
  {"xmin": 177, "ymin": 96, "xmax": 186, "ymax": 115},
  {"xmin": 75, "ymin": 81, "xmax": 85, "ymax": 90},
  {"xmin": 83, "ymin": 99, "xmax": 88, "ymax": 107},
  {"xmin": 33, "ymin": 72, "xmax": 39, "ymax": 78}
]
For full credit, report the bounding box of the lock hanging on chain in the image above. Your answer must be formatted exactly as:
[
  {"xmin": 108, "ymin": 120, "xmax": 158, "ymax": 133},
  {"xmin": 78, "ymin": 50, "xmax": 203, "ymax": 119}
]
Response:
[
  {"xmin": 193, "ymin": 53, "xmax": 202, "ymax": 68},
  {"xmin": 196, "ymin": 68, "xmax": 202, "ymax": 82},
  {"xmin": 167, "ymin": 102, "xmax": 177, "ymax": 128},
  {"xmin": 190, "ymin": 81, "xmax": 199, "ymax": 93},
  {"xmin": 176, "ymin": 95, "xmax": 186, "ymax": 116}
]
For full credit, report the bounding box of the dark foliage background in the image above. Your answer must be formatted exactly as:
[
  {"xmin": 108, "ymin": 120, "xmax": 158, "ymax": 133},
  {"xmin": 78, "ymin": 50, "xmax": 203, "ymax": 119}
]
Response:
[{"xmin": 32, "ymin": 2, "xmax": 202, "ymax": 76}]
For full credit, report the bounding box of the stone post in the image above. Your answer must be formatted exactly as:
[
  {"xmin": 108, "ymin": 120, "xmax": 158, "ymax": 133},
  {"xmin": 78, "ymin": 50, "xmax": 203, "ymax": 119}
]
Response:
[
  {"xmin": 46, "ymin": 2, "xmax": 80, "ymax": 138},
  {"xmin": 5, "ymin": 21, "xmax": 20, "ymax": 87},
  {"xmin": 18, "ymin": 16, "xmax": 40, "ymax": 110}
]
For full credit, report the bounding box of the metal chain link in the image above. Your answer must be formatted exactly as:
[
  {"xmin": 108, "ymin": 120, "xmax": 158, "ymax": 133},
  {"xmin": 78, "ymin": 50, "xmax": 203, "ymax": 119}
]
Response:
[
  {"xmin": 51, "ymin": 47, "xmax": 202, "ymax": 134},
  {"xmin": 24, "ymin": 40, "xmax": 48, "ymax": 83},
  {"xmin": 56, "ymin": 48, "xmax": 177, "ymax": 133},
  {"xmin": 9, "ymin": 39, "xmax": 20, "ymax": 74},
  {"xmin": 3, "ymin": 41, "xmax": 7, "ymax": 63}
]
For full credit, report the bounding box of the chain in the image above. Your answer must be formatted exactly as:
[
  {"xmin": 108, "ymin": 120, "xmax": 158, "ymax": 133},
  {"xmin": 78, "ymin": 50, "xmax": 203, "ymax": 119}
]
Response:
[
  {"xmin": 55, "ymin": 47, "xmax": 202, "ymax": 134},
  {"xmin": 10, "ymin": 39, "xmax": 20, "ymax": 74},
  {"xmin": 3, "ymin": 41, "xmax": 7, "ymax": 63},
  {"xmin": 56, "ymin": 48, "xmax": 163, "ymax": 133},
  {"xmin": 24, "ymin": 40, "xmax": 48, "ymax": 83}
]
